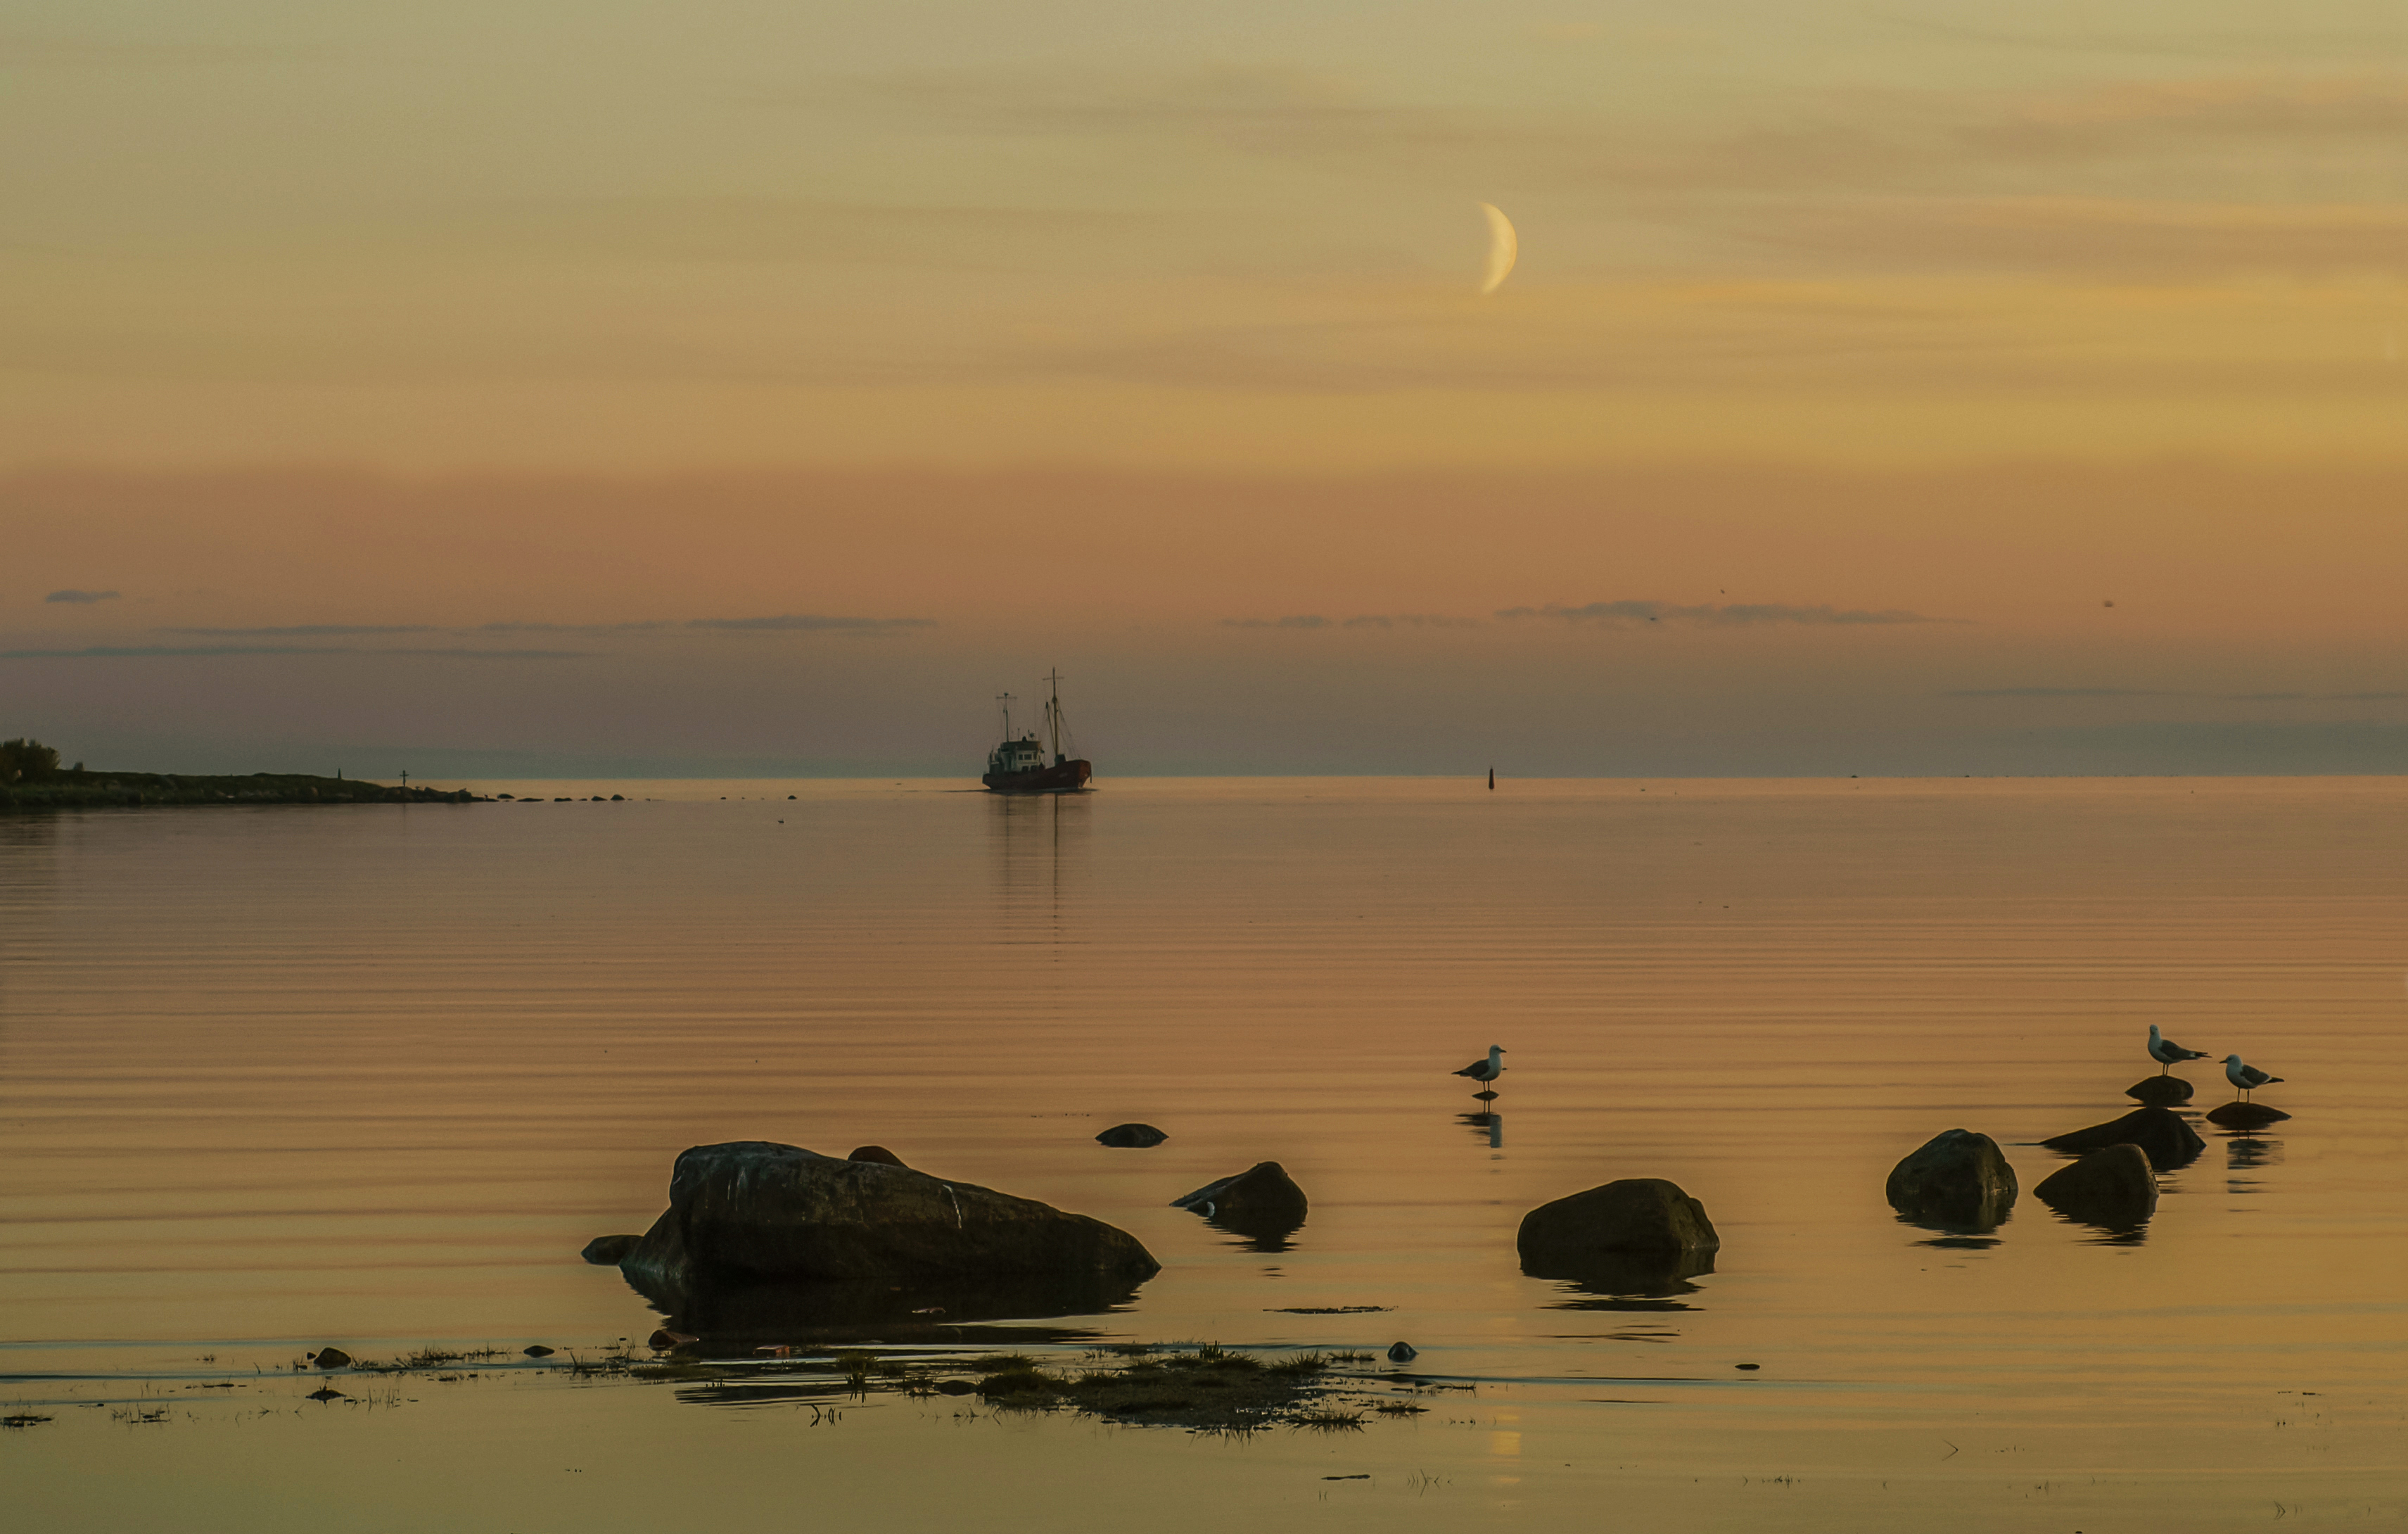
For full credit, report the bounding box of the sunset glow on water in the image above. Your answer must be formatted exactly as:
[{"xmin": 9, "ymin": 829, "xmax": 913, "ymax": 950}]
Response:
[{"xmin": 4, "ymin": 780, "xmax": 2401, "ymax": 1528}]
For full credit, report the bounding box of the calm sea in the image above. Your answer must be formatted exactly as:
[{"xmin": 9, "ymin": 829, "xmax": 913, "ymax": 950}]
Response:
[{"xmin": 3, "ymin": 778, "xmax": 2402, "ymax": 1530}]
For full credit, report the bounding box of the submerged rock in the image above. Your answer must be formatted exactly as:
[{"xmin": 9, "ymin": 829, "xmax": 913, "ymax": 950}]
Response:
[
  {"xmin": 1172, "ymin": 1162, "xmax": 1308, "ymax": 1222},
  {"xmin": 619, "ymin": 1140, "xmax": 1159, "ymax": 1293},
  {"xmin": 2034, "ymin": 1143, "xmax": 2158, "ymax": 1228},
  {"xmin": 2039, "ymin": 1105, "xmax": 2205, "ymax": 1169},
  {"xmin": 2124, "ymin": 1077, "xmax": 2194, "ymax": 1106},
  {"xmin": 2205, "ymin": 1102, "xmax": 2292, "ymax": 1129},
  {"xmin": 846, "ymin": 1146, "xmax": 907, "ymax": 1168},
  {"xmin": 1096, "ymin": 1124, "xmax": 1168, "ymax": 1148},
  {"xmin": 1172, "ymin": 1161, "xmax": 1308, "ymax": 1251},
  {"xmin": 581, "ymin": 1234, "xmax": 642, "ymax": 1265},
  {"xmin": 1885, "ymin": 1129, "xmax": 2018, "ymax": 1229},
  {"xmin": 1517, "ymin": 1178, "xmax": 1721, "ymax": 1279},
  {"xmin": 523, "ymin": 1345, "xmax": 554, "ymax": 1357}
]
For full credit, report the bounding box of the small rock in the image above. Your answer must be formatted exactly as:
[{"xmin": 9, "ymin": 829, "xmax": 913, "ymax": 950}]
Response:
[
  {"xmin": 2034, "ymin": 1143, "xmax": 2158, "ymax": 1228},
  {"xmin": 2205, "ymin": 1101, "xmax": 2292, "ymax": 1129},
  {"xmin": 1387, "ymin": 1342, "xmax": 1418, "ymax": 1363},
  {"xmin": 306, "ymin": 1388, "xmax": 345, "ymax": 1402},
  {"xmin": 523, "ymin": 1345, "xmax": 554, "ymax": 1357},
  {"xmin": 1096, "ymin": 1123, "xmax": 1168, "ymax": 1148},
  {"xmin": 1735, "ymin": 1363, "xmax": 1761, "ymax": 1371},
  {"xmin": 2040, "ymin": 1106, "xmax": 2205, "ymax": 1169},
  {"xmin": 934, "ymin": 1379, "xmax": 977, "ymax": 1395},
  {"xmin": 848, "ymin": 1146, "xmax": 908, "ymax": 1168},
  {"xmin": 647, "ymin": 1329, "xmax": 700, "ymax": 1350},
  {"xmin": 1517, "ymin": 1178, "xmax": 1720, "ymax": 1276},
  {"xmin": 2124, "ymin": 1077, "xmax": 2193, "ymax": 1106},
  {"xmin": 581, "ymin": 1234, "xmax": 642, "ymax": 1265},
  {"xmin": 1884, "ymin": 1129, "xmax": 2018, "ymax": 1228},
  {"xmin": 611, "ymin": 794, "xmax": 624, "ymax": 801},
  {"xmin": 1172, "ymin": 1162, "xmax": 1308, "ymax": 1224},
  {"xmin": 312, "ymin": 1347, "xmax": 353, "ymax": 1370}
]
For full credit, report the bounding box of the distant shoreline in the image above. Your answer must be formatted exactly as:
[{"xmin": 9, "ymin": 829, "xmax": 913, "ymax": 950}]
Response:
[{"xmin": 0, "ymin": 771, "xmax": 481, "ymax": 811}]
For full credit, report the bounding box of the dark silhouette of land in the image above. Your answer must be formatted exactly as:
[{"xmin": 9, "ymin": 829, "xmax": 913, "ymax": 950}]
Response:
[{"xmin": 2, "ymin": 740, "xmax": 477, "ymax": 811}]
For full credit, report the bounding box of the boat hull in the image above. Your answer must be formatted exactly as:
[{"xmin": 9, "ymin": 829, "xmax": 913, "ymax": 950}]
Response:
[{"xmin": 981, "ymin": 759, "xmax": 1092, "ymax": 794}]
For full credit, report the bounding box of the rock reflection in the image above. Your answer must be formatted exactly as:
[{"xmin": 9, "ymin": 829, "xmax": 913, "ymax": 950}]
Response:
[
  {"xmin": 2225, "ymin": 1136, "xmax": 2281, "ymax": 1171},
  {"xmin": 2225, "ymin": 1134, "xmax": 2280, "ymax": 1195},
  {"xmin": 1457, "ymin": 1110, "xmax": 1503, "ymax": 1148},
  {"xmin": 1528, "ymin": 1250, "xmax": 1714, "ymax": 1312},
  {"xmin": 1891, "ymin": 1211, "xmax": 2006, "ymax": 1251},
  {"xmin": 621, "ymin": 1266, "xmax": 1144, "ymax": 1352},
  {"xmin": 1201, "ymin": 1205, "xmax": 1304, "ymax": 1254}
]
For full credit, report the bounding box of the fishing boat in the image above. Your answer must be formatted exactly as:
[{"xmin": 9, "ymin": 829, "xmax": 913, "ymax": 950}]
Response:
[{"xmin": 981, "ymin": 671, "xmax": 1092, "ymax": 793}]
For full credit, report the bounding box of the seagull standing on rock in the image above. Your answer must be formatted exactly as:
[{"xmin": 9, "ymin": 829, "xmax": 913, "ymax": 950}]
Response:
[
  {"xmin": 2224, "ymin": 1054, "xmax": 2283, "ymax": 1102},
  {"xmin": 2147, "ymin": 1025, "xmax": 2210, "ymax": 1076},
  {"xmin": 1453, "ymin": 1045, "xmax": 1505, "ymax": 1086}
]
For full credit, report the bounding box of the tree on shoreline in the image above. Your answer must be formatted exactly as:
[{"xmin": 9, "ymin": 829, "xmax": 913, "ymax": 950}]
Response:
[{"xmin": 1, "ymin": 739, "xmax": 63, "ymax": 784}]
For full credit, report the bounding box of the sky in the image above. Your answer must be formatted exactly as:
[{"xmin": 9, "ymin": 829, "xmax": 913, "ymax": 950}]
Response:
[{"xmin": 4, "ymin": 1, "xmax": 2405, "ymax": 776}]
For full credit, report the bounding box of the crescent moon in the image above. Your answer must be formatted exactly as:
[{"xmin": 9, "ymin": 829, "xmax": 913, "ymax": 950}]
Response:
[{"xmin": 1478, "ymin": 201, "xmax": 1517, "ymax": 295}]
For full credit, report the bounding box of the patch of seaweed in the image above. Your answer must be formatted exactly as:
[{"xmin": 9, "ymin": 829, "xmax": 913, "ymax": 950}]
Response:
[{"xmin": 970, "ymin": 1345, "xmax": 1349, "ymax": 1430}]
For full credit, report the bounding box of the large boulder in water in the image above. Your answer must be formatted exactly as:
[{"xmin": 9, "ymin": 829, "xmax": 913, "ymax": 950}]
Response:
[
  {"xmin": 1517, "ymin": 1178, "xmax": 1719, "ymax": 1279},
  {"xmin": 2039, "ymin": 1105, "xmax": 2204, "ymax": 1169},
  {"xmin": 618, "ymin": 1141, "xmax": 1159, "ymax": 1293},
  {"xmin": 2034, "ymin": 1144, "xmax": 2157, "ymax": 1229},
  {"xmin": 1885, "ymin": 1129, "xmax": 2018, "ymax": 1229}
]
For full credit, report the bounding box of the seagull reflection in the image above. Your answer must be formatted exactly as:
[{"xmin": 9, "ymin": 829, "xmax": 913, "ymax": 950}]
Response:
[{"xmin": 1456, "ymin": 1109, "xmax": 1503, "ymax": 1148}]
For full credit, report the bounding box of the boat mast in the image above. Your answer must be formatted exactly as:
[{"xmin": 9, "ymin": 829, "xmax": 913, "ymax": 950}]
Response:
[
  {"xmin": 997, "ymin": 692, "xmax": 1015, "ymax": 740},
  {"xmin": 1044, "ymin": 669, "xmax": 1065, "ymax": 761}
]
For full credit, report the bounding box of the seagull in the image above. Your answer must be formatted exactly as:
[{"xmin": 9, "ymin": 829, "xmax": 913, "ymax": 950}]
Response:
[
  {"xmin": 2146, "ymin": 1025, "xmax": 2210, "ymax": 1075},
  {"xmin": 1453, "ymin": 1045, "xmax": 1505, "ymax": 1085},
  {"xmin": 2224, "ymin": 1054, "xmax": 2283, "ymax": 1102}
]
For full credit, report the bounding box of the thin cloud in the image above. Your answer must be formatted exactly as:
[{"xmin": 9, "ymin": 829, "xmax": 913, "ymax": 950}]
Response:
[
  {"xmin": 1504, "ymin": 600, "xmax": 1949, "ymax": 626},
  {"xmin": 44, "ymin": 588, "xmax": 119, "ymax": 604},
  {"xmin": 162, "ymin": 624, "xmax": 439, "ymax": 637},
  {"xmin": 1953, "ymin": 687, "xmax": 2408, "ymax": 700},
  {"xmin": 1220, "ymin": 613, "xmax": 1483, "ymax": 630},
  {"xmin": 480, "ymin": 615, "xmax": 934, "ymax": 635},
  {"xmin": 148, "ymin": 616, "xmax": 936, "ymax": 640},
  {"xmin": 1949, "ymin": 686, "xmax": 2167, "ymax": 697},
  {"xmin": 1, "ymin": 645, "xmax": 589, "ymax": 660},
  {"xmin": 1339, "ymin": 613, "xmax": 1484, "ymax": 629},
  {"xmin": 682, "ymin": 614, "xmax": 936, "ymax": 632}
]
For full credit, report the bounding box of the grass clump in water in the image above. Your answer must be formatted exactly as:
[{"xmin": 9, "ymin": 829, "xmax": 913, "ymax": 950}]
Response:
[{"xmin": 965, "ymin": 1344, "xmax": 1363, "ymax": 1430}]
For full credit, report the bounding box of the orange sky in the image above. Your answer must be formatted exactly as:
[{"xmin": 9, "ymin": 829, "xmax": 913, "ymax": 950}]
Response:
[{"xmin": 4, "ymin": 4, "xmax": 2403, "ymax": 774}]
